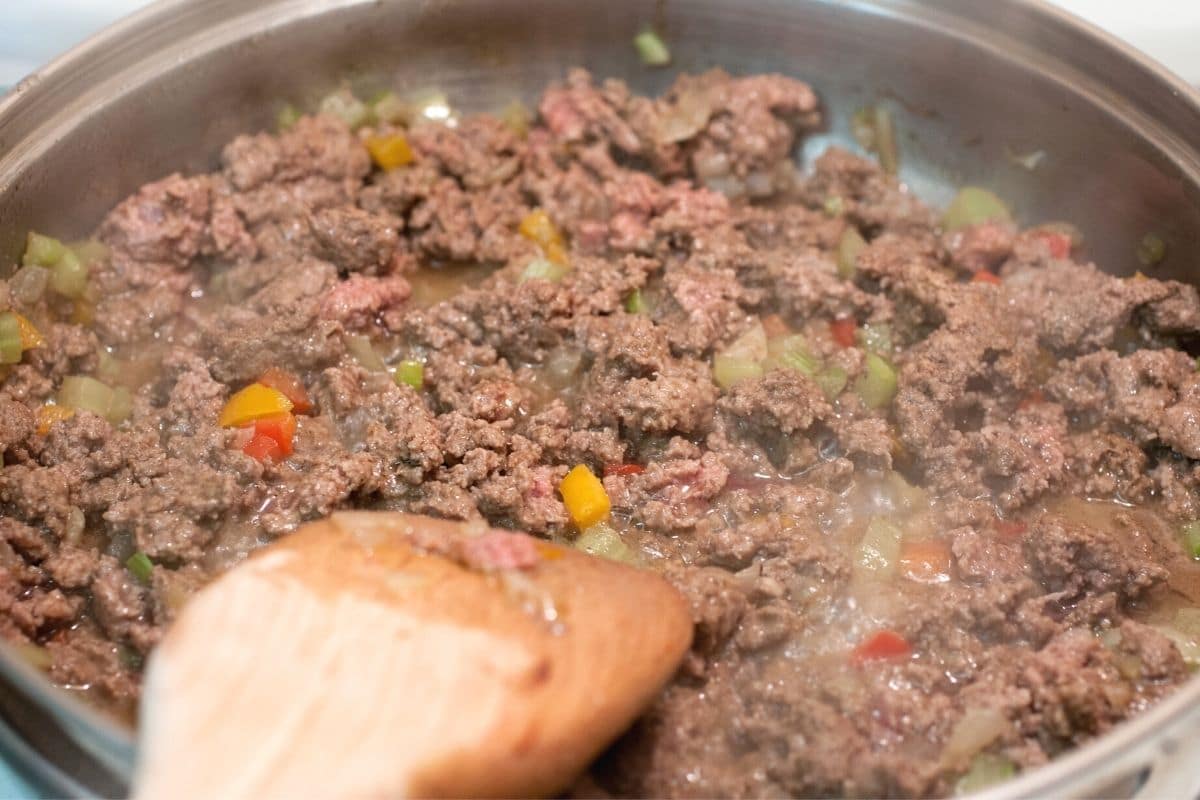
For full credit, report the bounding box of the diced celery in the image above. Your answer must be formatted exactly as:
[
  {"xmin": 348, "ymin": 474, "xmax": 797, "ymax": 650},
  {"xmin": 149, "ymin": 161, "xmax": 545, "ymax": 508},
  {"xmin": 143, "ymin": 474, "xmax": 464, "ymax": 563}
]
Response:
[
  {"xmin": 1182, "ymin": 520, "xmax": 1200, "ymax": 559},
  {"xmin": 625, "ymin": 287, "xmax": 648, "ymax": 314},
  {"xmin": 394, "ymin": 360, "xmax": 424, "ymax": 391},
  {"xmin": 0, "ymin": 313, "xmax": 23, "ymax": 365},
  {"xmin": 1136, "ymin": 232, "xmax": 1166, "ymax": 267},
  {"xmin": 22, "ymin": 232, "xmax": 66, "ymax": 267},
  {"xmin": 276, "ymin": 103, "xmax": 301, "ymax": 132},
  {"xmin": 823, "ymin": 195, "xmax": 845, "ymax": 217},
  {"xmin": 815, "ymin": 364, "xmax": 848, "ymax": 399},
  {"xmin": 855, "ymin": 352, "xmax": 898, "ymax": 409},
  {"xmin": 319, "ymin": 88, "xmax": 371, "ymax": 129},
  {"xmin": 371, "ymin": 91, "xmax": 408, "ymax": 125},
  {"xmin": 765, "ymin": 334, "xmax": 821, "ymax": 376},
  {"xmin": 49, "ymin": 250, "xmax": 88, "ymax": 299},
  {"xmin": 857, "ymin": 322, "xmax": 893, "ymax": 355},
  {"xmin": 96, "ymin": 349, "xmax": 122, "ymax": 384},
  {"xmin": 520, "ymin": 258, "xmax": 570, "ymax": 284},
  {"xmin": 837, "ymin": 227, "xmax": 866, "ymax": 279},
  {"xmin": 873, "ymin": 107, "xmax": 898, "ymax": 175},
  {"xmin": 955, "ymin": 753, "xmax": 1016, "ymax": 796},
  {"xmin": 58, "ymin": 375, "xmax": 115, "ymax": 417},
  {"xmin": 576, "ymin": 522, "xmax": 638, "ymax": 564},
  {"xmin": 125, "ymin": 551, "xmax": 154, "ymax": 584},
  {"xmin": 713, "ymin": 322, "xmax": 768, "ymax": 389},
  {"xmin": 851, "ymin": 106, "xmax": 899, "ymax": 175},
  {"xmin": 856, "ymin": 517, "xmax": 903, "ymax": 580},
  {"xmin": 9, "ymin": 265, "xmax": 50, "ymax": 304},
  {"xmin": 942, "ymin": 187, "xmax": 1013, "ymax": 232},
  {"xmin": 633, "ymin": 29, "xmax": 671, "ymax": 66},
  {"xmin": 70, "ymin": 239, "xmax": 110, "ymax": 266},
  {"xmin": 344, "ymin": 335, "xmax": 388, "ymax": 372}
]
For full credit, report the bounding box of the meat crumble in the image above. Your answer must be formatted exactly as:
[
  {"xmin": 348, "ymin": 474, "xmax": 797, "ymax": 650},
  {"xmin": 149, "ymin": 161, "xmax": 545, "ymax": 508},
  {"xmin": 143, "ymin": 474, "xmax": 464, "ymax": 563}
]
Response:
[{"xmin": 1, "ymin": 67, "xmax": 1198, "ymax": 797}]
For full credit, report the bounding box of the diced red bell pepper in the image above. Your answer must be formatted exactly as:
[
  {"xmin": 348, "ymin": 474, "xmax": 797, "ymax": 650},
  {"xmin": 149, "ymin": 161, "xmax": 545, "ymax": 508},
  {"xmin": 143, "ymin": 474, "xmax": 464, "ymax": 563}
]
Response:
[
  {"xmin": 604, "ymin": 463, "xmax": 646, "ymax": 478},
  {"xmin": 971, "ymin": 270, "xmax": 1002, "ymax": 285},
  {"xmin": 851, "ymin": 630, "xmax": 912, "ymax": 664},
  {"xmin": 241, "ymin": 412, "xmax": 297, "ymax": 461},
  {"xmin": 258, "ymin": 367, "xmax": 312, "ymax": 414},
  {"xmin": 1035, "ymin": 230, "xmax": 1073, "ymax": 259},
  {"xmin": 243, "ymin": 433, "xmax": 284, "ymax": 462},
  {"xmin": 830, "ymin": 318, "xmax": 858, "ymax": 348}
]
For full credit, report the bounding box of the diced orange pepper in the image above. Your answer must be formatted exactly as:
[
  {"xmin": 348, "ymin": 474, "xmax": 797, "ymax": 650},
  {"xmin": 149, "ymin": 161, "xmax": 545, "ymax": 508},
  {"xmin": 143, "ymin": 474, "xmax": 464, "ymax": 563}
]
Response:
[
  {"xmin": 519, "ymin": 209, "xmax": 568, "ymax": 266},
  {"xmin": 898, "ymin": 539, "xmax": 952, "ymax": 583},
  {"xmin": 972, "ymin": 270, "xmax": 1002, "ymax": 285},
  {"xmin": 559, "ymin": 464, "xmax": 611, "ymax": 529},
  {"xmin": 365, "ymin": 133, "xmax": 414, "ymax": 171},
  {"xmin": 36, "ymin": 404, "xmax": 75, "ymax": 435},
  {"xmin": 218, "ymin": 383, "xmax": 293, "ymax": 428},
  {"xmin": 14, "ymin": 313, "xmax": 43, "ymax": 349},
  {"xmin": 258, "ymin": 368, "xmax": 312, "ymax": 414}
]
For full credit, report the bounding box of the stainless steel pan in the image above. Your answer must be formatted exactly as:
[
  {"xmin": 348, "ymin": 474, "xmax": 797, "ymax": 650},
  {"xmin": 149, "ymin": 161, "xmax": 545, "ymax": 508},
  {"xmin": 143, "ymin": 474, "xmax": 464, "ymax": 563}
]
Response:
[{"xmin": 1, "ymin": 1, "xmax": 1198, "ymax": 796}]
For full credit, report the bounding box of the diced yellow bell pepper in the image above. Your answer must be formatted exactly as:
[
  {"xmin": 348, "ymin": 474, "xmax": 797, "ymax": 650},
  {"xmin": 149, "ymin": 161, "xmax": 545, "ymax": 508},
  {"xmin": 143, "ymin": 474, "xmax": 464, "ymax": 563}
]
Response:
[
  {"xmin": 14, "ymin": 313, "xmax": 43, "ymax": 349},
  {"xmin": 559, "ymin": 464, "xmax": 611, "ymax": 529},
  {"xmin": 519, "ymin": 209, "xmax": 569, "ymax": 266},
  {"xmin": 365, "ymin": 133, "xmax": 414, "ymax": 171},
  {"xmin": 218, "ymin": 382, "xmax": 294, "ymax": 428},
  {"xmin": 36, "ymin": 404, "xmax": 75, "ymax": 435}
]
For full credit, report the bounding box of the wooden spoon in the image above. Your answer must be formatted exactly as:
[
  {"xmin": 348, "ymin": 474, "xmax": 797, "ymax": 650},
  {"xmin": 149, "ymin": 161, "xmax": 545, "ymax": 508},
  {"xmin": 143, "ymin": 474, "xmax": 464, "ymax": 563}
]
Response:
[{"xmin": 131, "ymin": 511, "xmax": 693, "ymax": 799}]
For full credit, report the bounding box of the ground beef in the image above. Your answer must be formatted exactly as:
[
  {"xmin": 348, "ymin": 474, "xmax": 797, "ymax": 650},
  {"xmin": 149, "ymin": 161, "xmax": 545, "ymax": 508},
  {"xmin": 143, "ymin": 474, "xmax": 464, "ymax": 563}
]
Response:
[{"xmin": 1, "ymin": 68, "xmax": 1198, "ymax": 798}]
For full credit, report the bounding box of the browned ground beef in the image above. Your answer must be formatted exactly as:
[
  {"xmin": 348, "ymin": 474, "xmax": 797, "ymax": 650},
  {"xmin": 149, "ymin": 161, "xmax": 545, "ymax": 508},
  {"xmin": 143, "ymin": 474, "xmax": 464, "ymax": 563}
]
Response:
[{"xmin": 1, "ymin": 68, "xmax": 1199, "ymax": 797}]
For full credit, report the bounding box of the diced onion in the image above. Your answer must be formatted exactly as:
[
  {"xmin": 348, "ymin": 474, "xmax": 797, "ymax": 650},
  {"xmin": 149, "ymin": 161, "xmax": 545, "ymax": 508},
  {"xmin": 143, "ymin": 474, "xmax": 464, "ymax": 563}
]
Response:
[
  {"xmin": 318, "ymin": 88, "xmax": 371, "ymax": 129},
  {"xmin": 857, "ymin": 322, "xmax": 893, "ymax": 355},
  {"xmin": 955, "ymin": 753, "xmax": 1016, "ymax": 796},
  {"xmin": 713, "ymin": 322, "xmax": 768, "ymax": 389},
  {"xmin": 855, "ymin": 517, "xmax": 903, "ymax": 580},
  {"xmin": 57, "ymin": 375, "xmax": 115, "ymax": 418},
  {"xmin": 520, "ymin": 258, "xmax": 570, "ymax": 284},
  {"xmin": 575, "ymin": 522, "xmax": 638, "ymax": 565},
  {"xmin": 657, "ymin": 86, "xmax": 713, "ymax": 143},
  {"xmin": 344, "ymin": 335, "xmax": 388, "ymax": 372},
  {"xmin": 943, "ymin": 707, "xmax": 1009, "ymax": 765},
  {"xmin": 9, "ymin": 265, "xmax": 50, "ymax": 305},
  {"xmin": 14, "ymin": 643, "xmax": 52, "ymax": 671},
  {"xmin": 942, "ymin": 187, "xmax": 1013, "ymax": 232},
  {"xmin": 542, "ymin": 345, "xmax": 584, "ymax": 390}
]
